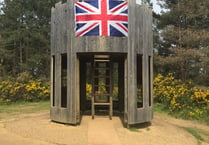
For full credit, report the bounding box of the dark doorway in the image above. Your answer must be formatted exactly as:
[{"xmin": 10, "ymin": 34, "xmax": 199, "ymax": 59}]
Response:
[{"xmin": 79, "ymin": 53, "xmax": 126, "ymax": 115}]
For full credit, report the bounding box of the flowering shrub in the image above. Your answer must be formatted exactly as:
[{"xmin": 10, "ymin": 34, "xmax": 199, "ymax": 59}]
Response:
[
  {"xmin": 154, "ymin": 73, "xmax": 209, "ymax": 121},
  {"xmin": 0, "ymin": 72, "xmax": 50, "ymax": 104},
  {"xmin": 86, "ymin": 83, "xmax": 118, "ymax": 100},
  {"xmin": 86, "ymin": 83, "xmax": 92, "ymax": 100}
]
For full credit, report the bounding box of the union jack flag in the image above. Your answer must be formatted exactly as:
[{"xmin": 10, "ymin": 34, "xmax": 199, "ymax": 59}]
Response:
[{"xmin": 74, "ymin": 0, "xmax": 128, "ymax": 37}]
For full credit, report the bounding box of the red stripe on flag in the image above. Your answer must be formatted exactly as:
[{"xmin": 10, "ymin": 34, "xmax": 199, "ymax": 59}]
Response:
[
  {"xmin": 76, "ymin": 15, "xmax": 128, "ymax": 21},
  {"xmin": 101, "ymin": 0, "xmax": 108, "ymax": 36}
]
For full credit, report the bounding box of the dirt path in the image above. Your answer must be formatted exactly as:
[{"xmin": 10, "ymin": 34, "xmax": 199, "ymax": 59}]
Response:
[
  {"xmin": 0, "ymin": 112, "xmax": 208, "ymax": 145},
  {"xmin": 88, "ymin": 116, "xmax": 121, "ymax": 145}
]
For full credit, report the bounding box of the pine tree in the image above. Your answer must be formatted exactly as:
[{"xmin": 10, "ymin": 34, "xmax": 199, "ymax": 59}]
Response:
[
  {"xmin": 155, "ymin": 0, "xmax": 209, "ymax": 85},
  {"xmin": 0, "ymin": 0, "xmax": 57, "ymax": 78}
]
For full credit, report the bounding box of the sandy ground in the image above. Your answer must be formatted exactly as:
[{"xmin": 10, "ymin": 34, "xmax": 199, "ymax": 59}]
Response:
[{"xmin": 0, "ymin": 112, "xmax": 209, "ymax": 145}]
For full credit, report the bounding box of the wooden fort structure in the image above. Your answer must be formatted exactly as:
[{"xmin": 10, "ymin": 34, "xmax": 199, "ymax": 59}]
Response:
[{"xmin": 50, "ymin": 0, "xmax": 153, "ymax": 126}]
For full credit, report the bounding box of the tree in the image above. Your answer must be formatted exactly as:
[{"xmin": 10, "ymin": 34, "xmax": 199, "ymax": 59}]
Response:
[
  {"xmin": 155, "ymin": 0, "xmax": 209, "ymax": 85},
  {"xmin": 0, "ymin": 0, "xmax": 58, "ymax": 78}
]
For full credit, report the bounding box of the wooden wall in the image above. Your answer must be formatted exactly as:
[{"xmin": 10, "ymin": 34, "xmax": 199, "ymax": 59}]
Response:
[
  {"xmin": 50, "ymin": 0, "xmax": 153, "ymax": 125},
  {"xmin": 127, "ymin": 2, "xmax": 153, "ymax": 124}
]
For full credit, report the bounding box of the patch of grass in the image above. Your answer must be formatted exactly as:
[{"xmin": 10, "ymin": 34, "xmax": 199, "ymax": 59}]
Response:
[
  {"xmin": 181, "ymin": 127, "xmax": 209, "ymax": 144},
  {"xmin": 198, "ymin": 129, "xmax": 209, "ymax": 137},
  {"xmin": 129, "ymin": 127, "xmax": 139, "ymax": 132},
  {"xmin": 181, "ymin": 127, "xmax": 204, "ymax": 142},
  {"xmin": 0, "ymin": 101, "xmax": 50, "ymax": 120},
  {"xmin": 196, "ymin": 129, "xmax": 209, "ymax": 144},
  {"xmin": 154, "ymin": 102, "xmax": 209, "ymax": 126},
  {"xmin": 154, "ymin": 103, "xmax": 168, "ymax": 114}
]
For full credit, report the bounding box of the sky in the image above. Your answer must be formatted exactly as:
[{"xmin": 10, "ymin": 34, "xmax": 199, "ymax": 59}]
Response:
[
  {"xmin": 0, "ymin": 0, "xmax": 162, "ymax": 14},
  {"xmin": 151, "ymin": 0, "xmax": 162, "ymax": 14}
]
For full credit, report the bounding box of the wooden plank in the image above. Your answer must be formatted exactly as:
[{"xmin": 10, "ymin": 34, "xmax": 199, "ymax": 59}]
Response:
[
  {"xmin": 136, "ymin": 4, "xmax": 143, "ymax": 54},
  {"xmin": 76, "ymin": 57, "xmax": 80, "ymax": 123},
  {"xmin": 124, "ymin": 58, "xmax": 128, "ymax": 124},
  {"xmin": 60, "ymin": 4, "xmax": 64, "ymax": 53},
  {"xmin": 127, "ymin": 0, "xmax": 137, "ymax": 124},
  {"xmin": 51, "ymin": 7, "xmax": 55, "ymax": 55},
  {"xmin": 61, "ymin": 3, "xmax": 68, "ymax": 53},
  {"xmin": 50, "ymin": 6, "xmax": 55, "ymax": 111},
  {"xmin": 68, "ymin": 0, "xmax": 76, "ymax": 124},
  {"xmin": 148, "ymin": 9, "xmax": 153, "ymax": 55},
  {"xmin": 55, "ymin": 2, "xmax": 61, "ymax": 54},
  {"xmin": 65, "ymin": 1, "xmax": 71, "ymax": 123},
  {"xmin": 145, "ymin": 6, "xmax": 149, "ymax": 55},
  {"xmin": 75, "ymin": 37, "xmax": 128, "ymax": 53},
  {"xmin": 150, "ymin": 56, "xmax": 153, "ymax": 107},
  {"xmin": 94, "ymin": 103, "xmax": 111, "ymax": 105},
  {"xmin": 50, "ymin": 4, "xmax": 57, "ymax": 121},
  {"xmin": 54, "ymin": 54, "xmax": 61, "ymax": 108},
  {"xmin": 54, "ymin": 5, "xmax": 58, "ymax": 54}
]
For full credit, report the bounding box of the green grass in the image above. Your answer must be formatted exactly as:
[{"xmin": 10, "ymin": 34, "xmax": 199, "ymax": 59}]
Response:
[
  {"xmin": 179, "ymin": 126, "xmax": 209, "ymax": 145},
  {"xmin": 198, "ymin": 129, "xmax": 209, "ymax": 137},
  {"xmin": 129, "ymin": 127, "xmax": 139, "ymax": 132},
  {"xmin": 154, "ymin": 102, "xmax": 209, "ymax": 125},
  {"xmin": 154, "ymin": 103, "xmax": 168, "ymax": 114},
  {"xmin": 181, "ymin": 127, "xmax": 204, "ymax": 142},
  {"xmin": 155, "ymin": 102, "xmax": 209, "ymax": 144},
  {"xmin": 0, "ymin": 101, "xmax": 50, "ymax": 120},
  {"xmin": 196, "ymin": 128, "xmax": 209, "ymax": 144}
]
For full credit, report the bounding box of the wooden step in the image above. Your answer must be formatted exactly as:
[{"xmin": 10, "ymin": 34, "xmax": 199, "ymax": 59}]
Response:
[
  {"xmin": 94, "ymin": 67, "xmax": 110, "ymax": 70},
  {"xmin": 94, "ymin": 55, "xmax": 110, "ymax": 59},
  {"xmin": 93, "ymin": 94, "xmax": 110, "ymax": 96},
  {"xmin": 93, "ymin": 85, "xmax": 110, "ymax": 87},
  {"xmin": 94, "ymin": 102, "xmax": 110, "ymax": 105},
  {"xmin": 94, "ymin": 59, "xmax": 110, "ymax": 62},
  {"xmin": 93, "ymin": 76, "xmax": 110, "ymax": 78}
]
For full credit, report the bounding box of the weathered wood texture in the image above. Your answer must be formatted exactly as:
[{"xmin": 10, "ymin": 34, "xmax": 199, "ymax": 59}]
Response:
[
  {"xmin": 51, "ymin": 2, "xmax": 74, "ymax": 124},
  {"xmin": 127, "ymin": 0, "xmax": 137, "ymax": 124},
  {"xmin": 50, "ymin": 0, "xmax": 153, "ymax": 125},
  {"xmin": 127, "ymin": 2, "xmax": 153, "ymax": 124}
]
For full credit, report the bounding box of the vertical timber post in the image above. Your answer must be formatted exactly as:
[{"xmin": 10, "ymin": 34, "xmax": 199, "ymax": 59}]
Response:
[{"xmin": 127, "ymin": 0, "xmax": 137, "ymax": 125}]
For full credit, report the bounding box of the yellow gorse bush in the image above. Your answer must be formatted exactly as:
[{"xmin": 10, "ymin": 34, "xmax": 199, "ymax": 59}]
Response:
[
  {"xmin": 86, "ymin": 83, "xmax": 118, "ymax": 100},
  {"xmin": 0, "ymin": 72, "xmax": 50, "ymax": 104},
  {"xmin": 154, "ymin": 73, "xmax": 209, "ymax": 120},
  {"xmin": 86, "ymin": 83, "xmax": 92, "ymax": 100}
]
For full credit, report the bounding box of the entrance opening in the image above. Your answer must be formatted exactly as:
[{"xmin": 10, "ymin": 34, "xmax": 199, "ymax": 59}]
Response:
[
  {"xmin": 92, "ymin": 55, "xmax": 112, "ymax": 119},
  {"xmin": 79, "ymin": 53, "xmax": 125, "ymax": 117}
]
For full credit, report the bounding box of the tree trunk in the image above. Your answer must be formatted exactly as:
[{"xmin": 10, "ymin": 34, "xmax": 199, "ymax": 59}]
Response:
[{"xmin": 19, "ymin": 40, "xmax": 23, "ymax": 73}]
